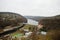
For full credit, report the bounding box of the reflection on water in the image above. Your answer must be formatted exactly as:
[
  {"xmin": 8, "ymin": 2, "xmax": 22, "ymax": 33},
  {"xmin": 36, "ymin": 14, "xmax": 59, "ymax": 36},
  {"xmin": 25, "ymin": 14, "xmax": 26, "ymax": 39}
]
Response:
[{"xmin": 27, "ymin": 19, "xmax": 38, "ymax": 25}]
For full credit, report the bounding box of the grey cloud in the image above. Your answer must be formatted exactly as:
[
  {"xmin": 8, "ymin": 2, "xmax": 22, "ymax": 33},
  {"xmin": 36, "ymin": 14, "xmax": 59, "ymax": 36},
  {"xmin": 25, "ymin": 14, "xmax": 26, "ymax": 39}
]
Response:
[{"xmin": 0, "ymin": 0, "xmax": 60, "ymax": 16}]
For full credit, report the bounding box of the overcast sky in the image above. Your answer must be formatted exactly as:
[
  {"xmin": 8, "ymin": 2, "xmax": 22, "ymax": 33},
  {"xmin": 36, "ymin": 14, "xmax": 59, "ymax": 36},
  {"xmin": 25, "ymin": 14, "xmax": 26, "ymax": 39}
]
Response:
[{"xmin": 0, "ymin": 0, "xmax": 60, "ymax": 16}]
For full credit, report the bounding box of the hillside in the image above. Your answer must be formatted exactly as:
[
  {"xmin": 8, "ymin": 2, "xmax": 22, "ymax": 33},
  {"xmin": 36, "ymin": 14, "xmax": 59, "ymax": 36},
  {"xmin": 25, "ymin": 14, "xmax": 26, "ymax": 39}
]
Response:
[
  {"xmin": 0, "ymin": 12, "xmax": 27, "ymax": 29},
  {"xmin": 38, "ymin": 15, "xmax": 60, "ymax": 31}
]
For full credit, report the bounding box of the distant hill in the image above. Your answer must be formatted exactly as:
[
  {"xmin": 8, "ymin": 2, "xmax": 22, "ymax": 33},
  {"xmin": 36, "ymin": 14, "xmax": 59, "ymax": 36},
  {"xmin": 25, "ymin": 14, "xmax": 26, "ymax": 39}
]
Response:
[
  {"xmin": 24, "ymin": 16, "xmax": 46, "ymax": 22},
  {"xmin": 25, "ymin": 15, "xmax": 60, "ymax": 22},
  {"xmin": 53, "ymin": 15, "xmax": 60, "ymax": 19}
]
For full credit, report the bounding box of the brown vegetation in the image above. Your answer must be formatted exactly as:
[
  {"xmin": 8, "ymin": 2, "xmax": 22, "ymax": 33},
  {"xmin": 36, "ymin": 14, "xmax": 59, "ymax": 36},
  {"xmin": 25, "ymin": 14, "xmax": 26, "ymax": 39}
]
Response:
[{"xmin": 46, "ymin": 30, "xmax": 60, "ymax": 40}]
